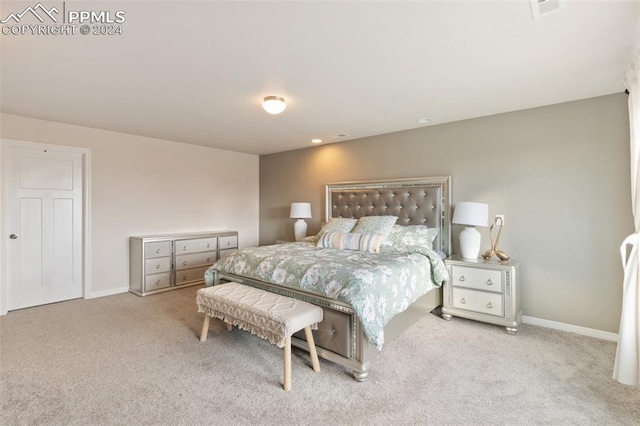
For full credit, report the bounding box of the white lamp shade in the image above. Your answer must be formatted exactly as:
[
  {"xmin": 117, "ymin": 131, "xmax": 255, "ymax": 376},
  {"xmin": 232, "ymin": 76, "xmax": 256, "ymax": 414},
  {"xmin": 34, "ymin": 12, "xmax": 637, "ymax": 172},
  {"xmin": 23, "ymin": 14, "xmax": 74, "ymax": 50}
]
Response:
[
  {"xmin": 290, "ymin": 202, "xmax": 312, "ymax": 219},
  {"xmin": 452, "ymin": 202, "xmax": 489, "ymax": 227},
  {"xmin": 262, "ymin": 96, "xmax": 286, "ymax": 114}
]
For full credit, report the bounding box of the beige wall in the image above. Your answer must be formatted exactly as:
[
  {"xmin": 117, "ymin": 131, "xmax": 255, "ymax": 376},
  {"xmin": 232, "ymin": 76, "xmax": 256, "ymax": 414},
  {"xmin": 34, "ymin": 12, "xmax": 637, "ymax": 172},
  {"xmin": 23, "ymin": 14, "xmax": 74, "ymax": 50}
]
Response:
[
  {"xmin": 259, "ymin": 94, "xmax": 632, "ymax": 333},
  {"xmin": 1, "ymin": 113, "xmax": 259, "ymax": 296}
]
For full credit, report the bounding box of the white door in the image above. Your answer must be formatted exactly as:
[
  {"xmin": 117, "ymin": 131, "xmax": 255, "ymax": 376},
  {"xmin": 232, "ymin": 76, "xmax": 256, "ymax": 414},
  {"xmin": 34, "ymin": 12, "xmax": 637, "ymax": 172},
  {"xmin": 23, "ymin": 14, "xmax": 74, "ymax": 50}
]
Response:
[{"xmin": 4, "ymin": 142, "xmax": 84, "ymax": 311}]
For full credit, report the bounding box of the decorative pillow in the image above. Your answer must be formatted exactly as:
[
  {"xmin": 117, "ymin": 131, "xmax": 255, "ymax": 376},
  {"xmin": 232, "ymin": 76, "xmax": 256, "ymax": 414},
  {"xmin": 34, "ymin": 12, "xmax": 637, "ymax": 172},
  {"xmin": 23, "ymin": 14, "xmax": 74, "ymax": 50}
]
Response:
[
  {"xmin": 313, "ymin": 217, "xmax": 358, "ymax": 243},
  {"xmin": 316, "ymin": 231, "xmax": 386, "ymax": 253},
  {"xmin": 352, "ymin": 216, "xmax": 398, "ymax": 236},
  {"xmin": 380, "ymin": 225, "xmax": 440, "ymax": 252}
]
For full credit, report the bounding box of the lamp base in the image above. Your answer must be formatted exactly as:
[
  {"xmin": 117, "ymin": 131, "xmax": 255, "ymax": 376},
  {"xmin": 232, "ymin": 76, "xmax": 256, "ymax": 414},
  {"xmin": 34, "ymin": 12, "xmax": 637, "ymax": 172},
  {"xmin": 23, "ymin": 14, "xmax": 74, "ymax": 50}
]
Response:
[
  {"xmin": 459, "ymin": 226, "xmax": 481, "ymax": 259},
  {"xmin": 294, "ymin": 219, "xmax": 308, "ymax": 242}
]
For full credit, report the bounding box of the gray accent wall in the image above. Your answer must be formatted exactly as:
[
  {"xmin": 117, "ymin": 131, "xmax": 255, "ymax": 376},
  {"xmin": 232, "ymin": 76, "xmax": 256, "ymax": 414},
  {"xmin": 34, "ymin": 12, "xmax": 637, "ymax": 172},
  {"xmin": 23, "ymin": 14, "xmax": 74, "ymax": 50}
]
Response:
[{"xmin": 259, "ymin": 94, "xmax": 632, "ymax": 334}]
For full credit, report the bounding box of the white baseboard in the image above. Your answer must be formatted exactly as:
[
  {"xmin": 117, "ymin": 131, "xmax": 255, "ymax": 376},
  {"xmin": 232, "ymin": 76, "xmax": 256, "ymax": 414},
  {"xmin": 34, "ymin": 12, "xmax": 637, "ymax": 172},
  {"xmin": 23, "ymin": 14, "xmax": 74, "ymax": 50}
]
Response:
[
  {"xmin": 522, "ymin": 315, "xmax": 618, "ymax": 342},
  {"xmin": 88, "ymin": 286, "xmax": 129, "ymax": 299}
]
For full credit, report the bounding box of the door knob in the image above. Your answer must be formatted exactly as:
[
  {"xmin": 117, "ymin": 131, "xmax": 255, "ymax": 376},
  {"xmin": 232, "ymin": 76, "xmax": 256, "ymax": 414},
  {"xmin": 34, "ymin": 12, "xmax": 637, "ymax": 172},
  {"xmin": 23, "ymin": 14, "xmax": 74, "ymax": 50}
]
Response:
[{"xmin": 9, "ymin": 234, "xmax": 18, "ymax": 239}]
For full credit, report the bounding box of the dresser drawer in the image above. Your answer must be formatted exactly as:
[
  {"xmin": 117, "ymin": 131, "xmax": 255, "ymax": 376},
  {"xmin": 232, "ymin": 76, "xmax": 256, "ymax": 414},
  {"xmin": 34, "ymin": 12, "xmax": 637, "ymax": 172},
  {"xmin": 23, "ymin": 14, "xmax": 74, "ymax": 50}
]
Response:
[
  {"xmin": 219, "ymin": 248, "xmax": 237, "ymax": 259},
  {"xmin": 145, "ymin": 241, "xmax": 171, "ymax": 258},
  {"xmin": 219, "ymin": 235, "xmax": 238, "ymax": 249},
  {"xmin": 452, "ymin": 287, "xmax": 504, "ymax": 317},
  {"xmin": 145, "ymin": 272, "xmax": 171, "ymax": 291},
  {"xmin": 145, "ymin": 256, "xmax": 171, "ymax": 274},
  {"xmin": 175, "ymin": 266, "xmax": 209, "ymax": 285},
  {"xmin": 451, "ymin": 265, "xmax": 503, "ymax": 293},
  {"xmin": 175, "ymin": 251, "xmax": 216, "ymax": 270},
  {"xmin": 175, "ymin": 237, "xmax": 217, "ymax": 254}
]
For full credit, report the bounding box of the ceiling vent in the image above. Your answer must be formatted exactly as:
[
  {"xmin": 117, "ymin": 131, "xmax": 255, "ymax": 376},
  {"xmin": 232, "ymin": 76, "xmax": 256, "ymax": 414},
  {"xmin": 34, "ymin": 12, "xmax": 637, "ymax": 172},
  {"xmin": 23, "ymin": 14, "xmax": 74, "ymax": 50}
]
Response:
[{"xmin": 530, "ymin": 0, "xmax": 566, "ymax": 19}]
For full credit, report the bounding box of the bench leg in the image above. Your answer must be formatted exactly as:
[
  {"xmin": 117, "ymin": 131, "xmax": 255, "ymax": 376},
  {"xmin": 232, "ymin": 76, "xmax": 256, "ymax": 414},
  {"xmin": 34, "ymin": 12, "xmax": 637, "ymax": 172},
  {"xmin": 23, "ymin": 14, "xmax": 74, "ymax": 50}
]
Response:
[
  {"xmin": 226, "ymin": 322, "xmax": 232, "ymax": 332},
  {"xmin": 283, "ymin": 336, "xmax": 291, "ymax": 391},
  {"xmin": 304, "ymin": 326, "xmax": 321, "ymax": 373},
  {"xmin": 200, "ymin": 316, "xmax": 210, "ymax": 342}
]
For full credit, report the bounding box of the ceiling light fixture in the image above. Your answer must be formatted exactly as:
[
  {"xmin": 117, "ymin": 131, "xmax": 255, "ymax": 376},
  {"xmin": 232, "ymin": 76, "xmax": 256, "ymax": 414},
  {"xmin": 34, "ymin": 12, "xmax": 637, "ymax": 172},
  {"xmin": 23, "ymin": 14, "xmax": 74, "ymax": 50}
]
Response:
[
  {"xmin": 311, "ymin": 139, "xmax": 322, "ymax": 144},
  {"xmin": 262, "ymin": 96, "xmax": 286, "ymax": 115}
]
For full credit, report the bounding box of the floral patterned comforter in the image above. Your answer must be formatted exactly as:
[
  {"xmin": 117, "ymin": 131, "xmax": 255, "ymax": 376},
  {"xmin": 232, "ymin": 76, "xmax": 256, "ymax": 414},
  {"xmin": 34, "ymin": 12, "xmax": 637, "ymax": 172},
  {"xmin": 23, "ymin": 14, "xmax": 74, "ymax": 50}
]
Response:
[{"xmin": 204, "ymin": 242, "xmax": 449, "ymax": 349}]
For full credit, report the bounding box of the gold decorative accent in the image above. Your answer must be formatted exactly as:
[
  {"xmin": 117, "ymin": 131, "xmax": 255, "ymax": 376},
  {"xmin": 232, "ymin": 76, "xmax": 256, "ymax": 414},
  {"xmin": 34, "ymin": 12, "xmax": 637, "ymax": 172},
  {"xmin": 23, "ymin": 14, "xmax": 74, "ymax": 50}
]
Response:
[{"xmin": 482, "ymin": 216, "xmax": 510, "ymax": 261}]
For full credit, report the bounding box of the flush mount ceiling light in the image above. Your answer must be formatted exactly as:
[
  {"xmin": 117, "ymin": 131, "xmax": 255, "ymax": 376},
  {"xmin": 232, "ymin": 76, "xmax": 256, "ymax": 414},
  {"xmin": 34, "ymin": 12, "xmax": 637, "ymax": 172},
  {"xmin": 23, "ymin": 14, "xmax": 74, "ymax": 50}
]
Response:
[
  {"xmin": 262, "ymin": 96, "xmax": 286, "ymax": 115},
  {"xmin": 311, "ymin": 139, "xmax": 322, "ymax": 144}
]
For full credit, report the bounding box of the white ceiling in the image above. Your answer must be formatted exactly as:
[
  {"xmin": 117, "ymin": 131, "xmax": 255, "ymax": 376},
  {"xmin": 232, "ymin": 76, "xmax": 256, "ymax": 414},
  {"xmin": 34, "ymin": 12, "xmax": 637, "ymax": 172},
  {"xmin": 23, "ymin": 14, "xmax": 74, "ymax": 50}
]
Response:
[{"xmin": 1, "ymin": 1, "xmax": 638, "ymax": 155}]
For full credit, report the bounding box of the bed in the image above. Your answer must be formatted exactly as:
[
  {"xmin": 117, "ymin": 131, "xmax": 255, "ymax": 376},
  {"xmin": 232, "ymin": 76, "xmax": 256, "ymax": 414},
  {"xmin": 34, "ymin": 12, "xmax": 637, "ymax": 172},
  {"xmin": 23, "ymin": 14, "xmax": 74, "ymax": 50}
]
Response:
[{"xmin": 205, "ymin": 176, "xmax": 451, "ymax": 381}]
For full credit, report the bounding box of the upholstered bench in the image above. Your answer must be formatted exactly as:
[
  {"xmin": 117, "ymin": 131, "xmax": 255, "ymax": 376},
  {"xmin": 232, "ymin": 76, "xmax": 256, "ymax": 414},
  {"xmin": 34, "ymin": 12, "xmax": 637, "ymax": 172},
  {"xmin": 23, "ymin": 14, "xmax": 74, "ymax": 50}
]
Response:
[{"xmin": 196, "ymin": 282, "xmax": 323, "ymax": 391}]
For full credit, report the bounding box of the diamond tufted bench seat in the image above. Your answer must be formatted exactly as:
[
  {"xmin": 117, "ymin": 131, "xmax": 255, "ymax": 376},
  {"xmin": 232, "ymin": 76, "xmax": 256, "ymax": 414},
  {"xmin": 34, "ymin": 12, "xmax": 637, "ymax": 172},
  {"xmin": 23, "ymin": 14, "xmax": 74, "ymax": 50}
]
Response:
[{"xmin": 196, "ymin": 282, "xmax": 323, "ymax": 391}]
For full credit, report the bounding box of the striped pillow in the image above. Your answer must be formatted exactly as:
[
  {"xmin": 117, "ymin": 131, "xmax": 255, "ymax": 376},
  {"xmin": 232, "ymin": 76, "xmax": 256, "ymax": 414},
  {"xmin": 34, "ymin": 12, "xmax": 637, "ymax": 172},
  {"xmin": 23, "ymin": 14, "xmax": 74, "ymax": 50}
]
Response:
[{"xmin": 316, "ymin": 232, "xmax": 386, "ymax": 253}]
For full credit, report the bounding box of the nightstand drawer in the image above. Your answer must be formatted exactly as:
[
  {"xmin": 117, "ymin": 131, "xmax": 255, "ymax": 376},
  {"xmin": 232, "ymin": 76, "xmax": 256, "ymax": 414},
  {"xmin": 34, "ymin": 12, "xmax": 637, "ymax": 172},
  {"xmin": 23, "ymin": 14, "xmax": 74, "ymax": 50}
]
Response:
[
  {"xmin": 452, "ymin": 288, "xmax": 504, "ymax": 317},
  {"xmin": 451, "ymin": 265, "xmax": 502, "ymax": 293}
]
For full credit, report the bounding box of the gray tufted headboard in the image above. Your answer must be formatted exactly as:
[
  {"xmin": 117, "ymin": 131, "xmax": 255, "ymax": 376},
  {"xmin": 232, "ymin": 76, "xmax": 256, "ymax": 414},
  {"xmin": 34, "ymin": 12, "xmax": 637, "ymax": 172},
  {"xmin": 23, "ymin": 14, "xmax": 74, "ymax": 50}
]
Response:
[{"xmin": 325, "ymin": 176, "xmax": 451, "ymax": 255}]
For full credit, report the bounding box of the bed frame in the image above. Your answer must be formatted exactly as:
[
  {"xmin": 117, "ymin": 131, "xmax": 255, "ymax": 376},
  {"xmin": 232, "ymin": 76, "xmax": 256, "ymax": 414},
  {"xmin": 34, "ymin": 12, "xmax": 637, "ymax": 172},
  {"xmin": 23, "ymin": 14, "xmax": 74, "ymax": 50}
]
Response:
[{"xmin": 215, "ymin": 176, "xmax": 451, "ymax": 381}]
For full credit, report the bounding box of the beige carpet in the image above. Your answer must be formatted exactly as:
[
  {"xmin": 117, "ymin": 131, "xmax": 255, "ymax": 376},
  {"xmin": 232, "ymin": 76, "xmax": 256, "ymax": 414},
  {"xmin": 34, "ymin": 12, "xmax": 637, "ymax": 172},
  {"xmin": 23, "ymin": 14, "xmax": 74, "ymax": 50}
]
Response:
[{"xmin": 1, "ymin": 285, "xmax": 638, "ymax": 425}]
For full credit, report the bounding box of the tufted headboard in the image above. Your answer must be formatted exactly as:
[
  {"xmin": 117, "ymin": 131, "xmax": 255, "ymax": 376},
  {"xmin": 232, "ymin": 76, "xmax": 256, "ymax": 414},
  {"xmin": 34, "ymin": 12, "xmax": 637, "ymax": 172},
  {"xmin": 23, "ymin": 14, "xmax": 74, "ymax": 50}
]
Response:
[{"xmin": 325, "ymin": 176, "xmax": 451, "ymax": 255}]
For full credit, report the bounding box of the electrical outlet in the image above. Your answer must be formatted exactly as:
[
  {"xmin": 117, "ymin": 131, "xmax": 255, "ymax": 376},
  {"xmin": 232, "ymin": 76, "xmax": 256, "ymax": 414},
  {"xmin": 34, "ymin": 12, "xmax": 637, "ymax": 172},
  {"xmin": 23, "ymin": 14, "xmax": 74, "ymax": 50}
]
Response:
[{"xmin": 496, "ymin": 214, "xmax": 505, "ymax": 225}]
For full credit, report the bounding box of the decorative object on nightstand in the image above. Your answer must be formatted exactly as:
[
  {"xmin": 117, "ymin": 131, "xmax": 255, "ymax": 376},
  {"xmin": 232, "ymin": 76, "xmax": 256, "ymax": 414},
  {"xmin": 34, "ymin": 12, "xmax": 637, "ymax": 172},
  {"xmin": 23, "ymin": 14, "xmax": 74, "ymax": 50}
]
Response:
[
  {"xmin": 441, "ymin": 255, "xmax": 521, "ymax": 334},
  {"xmin": 482, "ymin": 216, "xmax": 510, "ymax": 261},
  {"xmin": 452, "ymin": 201, "xmax": 489, "ymax": 259},
  {"xmin": 290, "ymin": 202, "xmax": 312, "ymax": 242}
]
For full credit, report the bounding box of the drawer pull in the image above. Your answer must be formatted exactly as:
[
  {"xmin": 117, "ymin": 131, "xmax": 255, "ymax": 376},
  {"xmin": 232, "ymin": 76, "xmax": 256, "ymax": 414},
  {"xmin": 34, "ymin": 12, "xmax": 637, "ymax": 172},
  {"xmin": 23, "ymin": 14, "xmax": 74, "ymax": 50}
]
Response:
[
  {"xmin": 156, "ymin": 265, "xmax": 160, "ymax": 270},
  {"xmin": 487, "ymin": 302, "xmax": 493, "ymax": 309},
  {"xmin": 459, "ymin": 275, "xmax": 466, "ymax": 282},
  {"xmin": 183, "ymin": 275, "xmax": 187, "ymax": 281},
  {"xmin": 155, "ymin": 248, "xmax": 160, "ymax": 253},
  {"xmin": 183, "ymin": 261, "xmax": 188, "ymax": 266},
  {"xmin": 182, "ymin": 246, "xmax": 187, "ymax": 251},
  {"xmin": 206, "ymin": 257, "xmax": 211, "ymax": 262},
  {"xmin": 460, "ymin": 297, "xmax": 466, "ymax": 304},
  {"xmin": 207, "ymin": 243, "xmax": 211, "ymax": 248},
  {"xmin": 487, "ymin": 279, "xmax": 493, "ymax": 286},
  {"xmin": 227, "ymin": 241, "xmax": 231, "ymax": 246},
  {"xmin": 155, "ymin": 279, "xmax": 160, "ymax": 285}
]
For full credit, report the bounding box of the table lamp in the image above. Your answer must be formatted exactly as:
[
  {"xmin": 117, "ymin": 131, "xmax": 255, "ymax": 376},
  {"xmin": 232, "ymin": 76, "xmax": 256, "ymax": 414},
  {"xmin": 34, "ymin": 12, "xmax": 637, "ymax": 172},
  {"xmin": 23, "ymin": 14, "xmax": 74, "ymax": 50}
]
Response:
[
  {"xmin": 290, "ymin": 202, "xmax": 312, "ymax": 241},
  {"xmin": 452, "ymin": 201, "xmax": 489, "ymax": 259}
]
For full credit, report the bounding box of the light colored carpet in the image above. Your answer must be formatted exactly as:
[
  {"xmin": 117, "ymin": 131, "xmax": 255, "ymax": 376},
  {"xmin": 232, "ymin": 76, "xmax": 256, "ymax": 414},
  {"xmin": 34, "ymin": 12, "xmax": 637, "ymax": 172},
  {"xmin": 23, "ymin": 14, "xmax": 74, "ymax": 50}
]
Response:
[{"xmin": 1, "ymin": 285, "xmax": 638, "ymax": 425}]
